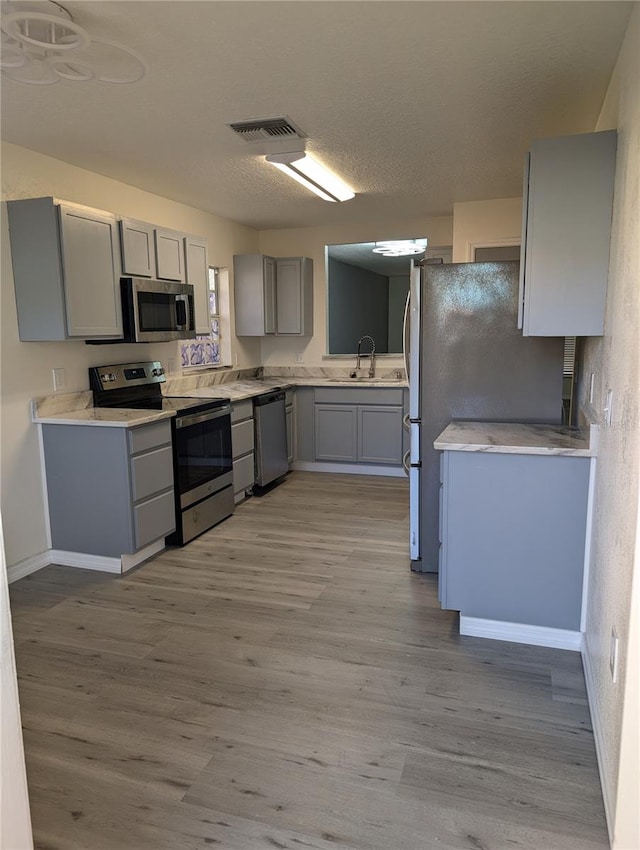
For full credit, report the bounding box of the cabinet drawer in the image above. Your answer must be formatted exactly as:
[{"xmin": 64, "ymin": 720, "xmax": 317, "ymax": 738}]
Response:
[
  {"xmin": 233, "ymin": 453, "xmax": 255, "ymax": 493},
  {"xmin": 134, "ymin": 490, "xmax": 175, "ymax": 549},
  {"xmin": 232, "ymin": 419, "xmax": 254, "ymax": 459},
  {"xmin": 130, "ymin": 446, "xmax": 174, "ymax": 502},
  {"xmin": 232, "ymin": 399, "xmax": 254, "ymax": 423},
  {"xmin": 315, "ymin": 388, "xmax": 403, "ymax": 406},
  {"xmin": 128, "ymin": 421, "xmax": 172, "ymax": 454}
]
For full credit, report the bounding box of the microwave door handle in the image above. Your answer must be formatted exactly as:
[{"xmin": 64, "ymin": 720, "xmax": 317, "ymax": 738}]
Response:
[{"xmin": 175, "ymin": 294, "xmax": 190, "ymax": 330}]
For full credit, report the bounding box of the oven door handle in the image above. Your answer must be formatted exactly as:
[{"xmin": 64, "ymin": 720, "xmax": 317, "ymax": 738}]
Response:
[{"xmin": 175, "ymin": 406, "xmax": 231, "ymax": 429}]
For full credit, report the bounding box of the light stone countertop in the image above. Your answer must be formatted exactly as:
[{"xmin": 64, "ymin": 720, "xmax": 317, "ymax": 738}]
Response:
[
  {"xmin": 164, "ymin": 377, "xmax": 407, "ymax": 402},
  {"xmin": 434, "ymin": 421, "xmax": 596, "ymax": 457},
  {"xmin": 32, "ymin": 407, "xmax": 176, "ymax": 428}
]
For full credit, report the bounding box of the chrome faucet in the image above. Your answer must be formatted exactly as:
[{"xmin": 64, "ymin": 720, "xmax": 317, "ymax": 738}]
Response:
[{"xmin": 353, "ymin": 335, "xmax": 376, "ymax": 378}]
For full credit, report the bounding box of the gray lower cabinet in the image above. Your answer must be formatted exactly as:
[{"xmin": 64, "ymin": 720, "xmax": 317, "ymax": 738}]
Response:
[
  {"xmin": 8, "ymin": 197, "xmax": 122, "ymax": 341},
  {"xmin": 439, "ymin": 449, "xmax": 590, "ymax": 630},
  {"xmin": 42, "ymin": 420, "xmax": 175, "ymax": 559},
  {"xmin": 285, "ymin": 388, "xmax": 295, "ymax": 466},
  {"xmin": 231, "ymin": 399, "xmax": 255, "ymax": 502},
  {"xmin": 307, "ymin": 388, "xmax": 405, "ymax": 467}
]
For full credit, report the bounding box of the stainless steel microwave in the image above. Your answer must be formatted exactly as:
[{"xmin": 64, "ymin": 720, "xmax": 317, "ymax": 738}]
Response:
[{"xmin": 121, "ymin": 277, "xmax": 196, "ymax": 343}]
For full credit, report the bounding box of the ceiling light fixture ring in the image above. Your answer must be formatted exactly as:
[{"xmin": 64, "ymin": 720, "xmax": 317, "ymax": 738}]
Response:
[
  {"xmin": 47, "ymin": 54, "xmax": 94, "ymax": 81},
  {"xmin": 1, "ymin": 11, "xmax": 89, "ymax": 52}
]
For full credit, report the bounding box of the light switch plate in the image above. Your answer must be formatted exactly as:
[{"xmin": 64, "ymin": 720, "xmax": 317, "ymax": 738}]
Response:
[
  {"xmin": 604, "ymin": 389, "xmax": 614, "ymax": 427},
  {"xmin": 52, "ymin": 368, "xmax": 66, "ymax": 391}
]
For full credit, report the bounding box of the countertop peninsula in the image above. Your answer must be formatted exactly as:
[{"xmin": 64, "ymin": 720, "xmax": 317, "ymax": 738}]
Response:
[{"xmin": 434, "ymin": 420, "xmax": 596, "ymax": 457}]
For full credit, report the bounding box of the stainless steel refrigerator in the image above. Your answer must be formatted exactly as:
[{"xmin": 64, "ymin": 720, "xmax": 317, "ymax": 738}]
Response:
[{"xmin": 404, "ymin": 260, "xmax": 564, "ymax": 572}]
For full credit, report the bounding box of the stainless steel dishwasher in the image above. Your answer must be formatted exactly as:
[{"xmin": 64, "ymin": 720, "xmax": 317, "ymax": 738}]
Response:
[{"xmin": 253, "ymin": 390, "xmax": 289, "ymax": 489}]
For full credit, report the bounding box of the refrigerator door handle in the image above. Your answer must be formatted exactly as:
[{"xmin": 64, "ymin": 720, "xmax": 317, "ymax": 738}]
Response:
[
  {"xmin": 408, "ymin": 262, "xmax": 421, "ymax": 421},
  {"xmin": 402, "ymin": 450, "xmax": 410, "ymax": 476}
]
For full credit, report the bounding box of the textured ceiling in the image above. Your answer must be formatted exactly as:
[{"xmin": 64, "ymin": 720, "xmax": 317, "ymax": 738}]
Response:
[{"xmin": 0, "ymin": 1, "xmax": 632, "ymax": 230}]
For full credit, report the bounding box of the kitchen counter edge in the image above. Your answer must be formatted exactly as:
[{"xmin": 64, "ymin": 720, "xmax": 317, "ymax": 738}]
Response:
[{"xmin": 433, "ymin": 420, "xmax": 596, "ymax": 457}]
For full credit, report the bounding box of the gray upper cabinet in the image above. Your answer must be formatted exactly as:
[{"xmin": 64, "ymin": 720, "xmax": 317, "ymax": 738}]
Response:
[
  {"xmin": 185, "ymin": 235, "xmax": 211, "ymax": 336},
  {"xmin": 119, "ymin": 218, "xmax": 155, "ymax": 277},
  {"xmin": 234, "ymin": 254, "xmax": 313, "ymax": 336},
  {"xmin": 234, "ymin": 254, "xmax": 276, "ymax": 336},
  {"xmin": 7, "ymin": 197, "xmax": 122, "ymax": 341},
  {"xmin": 155, "ymin": 227, "xmax": 186, "ymax": 282},
  {"xmin": 275, "ymin": 257, "xmax": 313, "ymax": 336},
  {"xmin": 519, "ymin": 130, "xmax": 617, "ymax": 337}
]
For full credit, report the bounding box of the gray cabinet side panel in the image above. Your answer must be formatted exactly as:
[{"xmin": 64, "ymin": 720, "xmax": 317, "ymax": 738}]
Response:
[
  {"xmin": 444, "ymin": 452, "xmax": 589, "ymax": 630},
  {"xmin": 6, "ymin": 198, "xmax": 67, "ymax": 340},
  {"xmin": 525, "ymin": 130, "xmax": 616, "ymax": 336},
  {"xmin": 43, "ymin": 426, "xmax": 134, "ymax": 557},
  {"xmin": 294, "ymin": 388, "xmax": 315, "ymax": 461}
]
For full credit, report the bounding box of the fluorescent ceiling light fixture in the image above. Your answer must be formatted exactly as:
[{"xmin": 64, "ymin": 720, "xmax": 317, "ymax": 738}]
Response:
[
  {"xmin": 372, "ymin": 240, "xmax": 426, "ymax": 257},
  {"xmin": 265, "ymin": 151, "xmax": 355, "ymax": 203}
]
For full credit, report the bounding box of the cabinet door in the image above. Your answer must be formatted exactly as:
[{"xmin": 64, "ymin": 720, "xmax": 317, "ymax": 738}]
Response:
[
  {"xmin": 185, "ymin": 236, "xmax": 210, "ymax": 335},
  {"xmin": 521, "ymin": 130, "xmax": 616, "ymax": 337},
  {"xmin": 58, "ymin": 204, "xmax": 122, "ymax": 338},
  {"xmin": 357, "ymin": 405, "xmax": 403, "ymax": 464},
  {"xmin": 314, "ymin": 404, "xmax": 357, "ymax": 462},
  {"xmin": 276, "ymin": 257, "xmax": 302, "ymax": 334},
  {"xmin": 264, "ymin": 256, "xmax": 277, "ymax": 334},
  {"xmin": 120, "ymin": 218, "xmax": 156, "ymax": 277},
  {"xmin": 155, "ymin": 228, "xmax": 186, "ymax": 281}
]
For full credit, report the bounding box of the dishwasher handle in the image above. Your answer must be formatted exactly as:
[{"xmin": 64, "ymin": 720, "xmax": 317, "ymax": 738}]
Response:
[{"xmin": 254, "ymin": 390, "xmax": 285, "ymax": 406}]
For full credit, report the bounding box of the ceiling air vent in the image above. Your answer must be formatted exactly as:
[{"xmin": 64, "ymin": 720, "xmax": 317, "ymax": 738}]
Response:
[{"xmin": 227, "ymin": 117, "xmax": 306, "ymax": 144}]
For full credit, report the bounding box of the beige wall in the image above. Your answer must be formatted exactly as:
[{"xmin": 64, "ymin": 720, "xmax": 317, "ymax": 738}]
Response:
[
  {"xmin": 452, "ymin": 197, "xmax": 522, "ymax": 262},
  {"xmin": 1, "ymin": 143, "xmax": 260, "ymax": 570},
  {"xmin": 257, "ymin": 217, "xmax": 453, "ymax": 367},
  {"xmin": 579, "ymin": 6, "xmax": 640, "ymax": 848}
]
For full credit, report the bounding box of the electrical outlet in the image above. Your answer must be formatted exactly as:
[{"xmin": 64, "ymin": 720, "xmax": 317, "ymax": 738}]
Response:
[
  {"xmin": 234, "ymin": 353, "xmax": 239, "ymax": 366},
  {"xmin": 167, "ymin": 358, "xmax": 175, "ymax": 375},
  {"xmin": 589, "ymin": 372, "xmax": 595, "ymax": 404},
  {"xmin": 52, "ymin": 368, "xmax": 66, "ymax": 391},
  {"xmin": 610, "ymin": 627, "xmax": 619, "ymax": 683},
  {"xmin": 294, "ymin": 352, "xmax": 304, "ymax": 364},
  {"xmin": 604, "ymin": 389, "xmax": 614, "ymax": 427}
]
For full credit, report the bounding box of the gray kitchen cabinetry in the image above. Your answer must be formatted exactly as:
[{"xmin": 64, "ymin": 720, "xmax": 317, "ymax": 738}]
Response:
[
  {"xmin": 234, "ymin": 254, "xmax": 313, "ymax": 336},
  {"xmin": 7, "ymin": 197, "xmax": 122, "ymax": 341},
  {"xmin": 231, "ymin": 399, "xmax": 255, "ymax": 503},
  {"xmin": 285, "ymin": 388, "xmax": 295, "ymax": 465},
  {"xmin": 120, "ymin": 217, "xmax": 209, "ymax": 333},
  {"xmin": 119, "ymin": 217, "xmax": 155, "ymax": 277},
  {"xmin": 275, "ymin": 257, "xmax": 314, "ymax": 336},
  {"xmin": 184, "ymin": 235, "xmax": 211, "ymax": 335},
  {"xmin": 439, "ymin": 449, "xmax": 590, "ymax": 630},
  {"xmin": 42, "ymin": 420, "xmax": 175, "ymax": 560},
  {"xmin": 519, "ymin": 130, "xmax": 616, "ymax": 337},
  {"xmin": 313, "ymin": 388, "xmax": 404, "ymax": 466}
]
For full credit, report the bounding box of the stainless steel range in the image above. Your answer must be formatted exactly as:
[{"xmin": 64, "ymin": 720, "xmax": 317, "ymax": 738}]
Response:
[{"xmin": 90, "ymin": 361, "xmax": 233, "ymax": 545}]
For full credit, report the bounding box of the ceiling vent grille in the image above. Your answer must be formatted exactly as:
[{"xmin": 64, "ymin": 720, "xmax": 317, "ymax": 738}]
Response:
[{"xmin": 227, "ymin": 117, "xmax": 306, "ymax": 144}]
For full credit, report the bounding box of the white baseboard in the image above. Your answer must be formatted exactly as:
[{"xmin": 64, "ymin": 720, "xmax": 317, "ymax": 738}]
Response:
[
  {"xmin": 49, "ymin": 550, "xmax": 121, "ymax": 573},
  {"xmin": 459, "ymin": 615, "xmax": 582, "ymax": 651},
  {"xmin": 7, "ymin": 551, "xmax": 51, "ymax": 584},
  {"xmin": 292, "ymin": 461, "xmax": 406, "ymax": 478},
  {"xmin": 582, "ymin": 638, "xmax": 614, "ymax": 845},
  {"xmin": 8, "ymin": 539, "xmax": 170, "ymax": 583}
]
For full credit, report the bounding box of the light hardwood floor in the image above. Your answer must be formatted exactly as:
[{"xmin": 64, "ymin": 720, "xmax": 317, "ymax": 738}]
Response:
[{"xmin": 9, "ymin": 472, "xmax": 608, "ymax": 850}]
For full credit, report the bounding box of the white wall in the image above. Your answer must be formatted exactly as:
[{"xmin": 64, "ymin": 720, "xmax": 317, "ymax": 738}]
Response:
[
  {"xmin": 257, "ymin": 217, "xmax": 453, "ymax": 368},
  {"xmin": 452, "ymin": 197, "xmax": 522, "ymax": 262},
  {"xmin": 578, "ymin": 6, "xmax": 640, "ymax": 848},
  {"xmin": 1, "ymin": 143, "xmax": 260, "ymax": 572}
]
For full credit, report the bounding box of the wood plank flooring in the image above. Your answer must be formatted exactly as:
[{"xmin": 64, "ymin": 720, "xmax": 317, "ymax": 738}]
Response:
[{"xmin": 9, "ymin": 471, "xmax": 608, "ymax": 850}]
